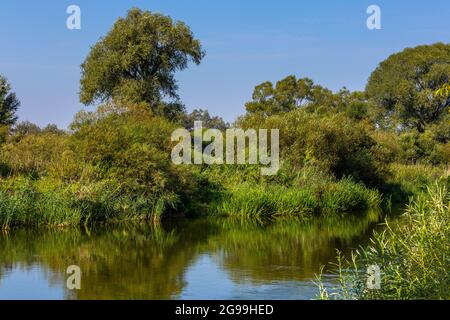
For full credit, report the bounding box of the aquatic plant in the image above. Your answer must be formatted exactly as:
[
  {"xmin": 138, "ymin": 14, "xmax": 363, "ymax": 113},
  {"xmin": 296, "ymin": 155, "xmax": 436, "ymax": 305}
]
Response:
[{"xmin": 316, "ymin": 184, "xmax": 450, "ymax": 300}]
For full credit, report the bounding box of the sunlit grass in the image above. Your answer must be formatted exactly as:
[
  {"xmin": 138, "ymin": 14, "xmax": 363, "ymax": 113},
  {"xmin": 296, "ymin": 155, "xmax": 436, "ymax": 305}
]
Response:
[
  {"xmin": 0, "ymin": 177, "xmax": 178, "ymax": 229},
  {"xmin": 210, "ymin": 178, "xmax": 382, "ymax": 219},
  {"xmin": 316, "ymin": 183, "xmax": 449, "ymax": 300}
]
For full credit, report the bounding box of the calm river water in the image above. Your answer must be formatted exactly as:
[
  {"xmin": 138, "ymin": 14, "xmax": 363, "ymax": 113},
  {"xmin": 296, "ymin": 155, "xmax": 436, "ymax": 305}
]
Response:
[{"xmin": 0, "ymin": 211, "xmax": 384, "ymax": 300}]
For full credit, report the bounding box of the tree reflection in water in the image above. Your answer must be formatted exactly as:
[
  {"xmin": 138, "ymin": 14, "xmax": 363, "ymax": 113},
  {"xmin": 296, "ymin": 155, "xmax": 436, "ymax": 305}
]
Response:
[{"xmin": 0, "ymin": 210, "xmax": 382, "ymax": 300}]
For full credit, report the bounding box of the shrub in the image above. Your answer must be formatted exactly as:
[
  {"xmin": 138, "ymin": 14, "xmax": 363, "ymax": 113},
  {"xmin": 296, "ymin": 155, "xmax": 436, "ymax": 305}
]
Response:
[
  {"xmin": 239, "ymin": 110, "xmax": 385, "ymax": 187},
  {"xmin": 67, "ymin": 104, "xmax": 209, "ymax": 217},
  {"xmin": 0, "ymin": 132, "xmax": 67, "ymax": 177},
  {"xmin": 0, "ymin": 177, "xmax": 80, "ymax": 228},
  {"xmin": 386, "ymin": 163, "xmax": 449, "ymax": 200}
]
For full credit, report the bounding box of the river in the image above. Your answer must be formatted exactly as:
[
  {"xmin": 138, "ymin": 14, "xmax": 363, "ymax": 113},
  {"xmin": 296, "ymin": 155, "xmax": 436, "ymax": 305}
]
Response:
[{"xmin": 0, "ymin": 211, "xmax": 384, "ymax": 300}]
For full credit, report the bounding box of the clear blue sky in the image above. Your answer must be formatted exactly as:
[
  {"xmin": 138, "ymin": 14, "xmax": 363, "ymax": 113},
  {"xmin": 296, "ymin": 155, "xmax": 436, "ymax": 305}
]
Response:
[{"xmin": 1, "ymin": 0, "xmax": 449, "ymax": 128}]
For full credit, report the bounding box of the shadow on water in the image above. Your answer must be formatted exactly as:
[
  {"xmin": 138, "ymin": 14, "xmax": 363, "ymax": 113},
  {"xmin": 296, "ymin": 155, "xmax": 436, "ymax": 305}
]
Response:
[{"xmin": 0, "ymin": 210, "xmax": 385, "ymax": 300}]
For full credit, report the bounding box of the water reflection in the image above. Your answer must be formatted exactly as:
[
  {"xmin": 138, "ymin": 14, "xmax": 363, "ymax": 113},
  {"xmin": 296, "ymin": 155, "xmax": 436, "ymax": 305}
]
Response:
[{"xmin": 0, "ymin": 211, "xmax": 382, "ymax": 300}]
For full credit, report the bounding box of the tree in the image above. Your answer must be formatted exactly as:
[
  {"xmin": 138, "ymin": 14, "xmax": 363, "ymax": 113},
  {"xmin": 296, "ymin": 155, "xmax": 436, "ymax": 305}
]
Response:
[
  {"xmin": 79, "ymin": 8, "xmax": 204, "ymax": 111},
  {"xmin": 9, "ymin": 121, "xmax": 65, "ymax": 143},
  {"xmin": 245, "ymin": 75, "xmax": 337, "ymax": 116},
  {"xmin": 366, "ymin": 43, "xmax": 450, "ymax": 133},
  {"xmin": 184, "ymin": 109, "xmax": 229, "ymax": 131},
  {"xmin": 0, "ymin": 75, "xmax": 20, "ymax": 127},
  {"xmin": 10, "ymin": 121, "xmax": 41, "ymax": 142}
]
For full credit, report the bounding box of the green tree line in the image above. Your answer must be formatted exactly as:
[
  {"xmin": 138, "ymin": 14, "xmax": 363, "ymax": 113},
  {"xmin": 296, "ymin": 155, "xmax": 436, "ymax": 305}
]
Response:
[{"xmin": 0, "ymin": 8, "xmax": 448, "ymax": 228}]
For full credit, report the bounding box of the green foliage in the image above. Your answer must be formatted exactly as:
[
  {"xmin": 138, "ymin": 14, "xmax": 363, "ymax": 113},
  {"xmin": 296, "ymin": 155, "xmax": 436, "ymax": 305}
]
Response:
[
  {"xmin": 0, "ymin": 125, "xmax": 8, "ymax": 145},
  {"xmin": 205, "ymin": 163, "xmax": 382, "ymax": 219},
  {"xmin": 0, "ymin": 102, "xmax": 218, "ymax": 226},
  {"xmin": 436, "ymin": 82, "xmax": 450, "ymax": 97},
  {"xmin": 240, "ymin": 110, "xmax": 385, "ymax": 186},
  {"xmin": 369, "ymin": 118, "xmax": 449, "ymax": 167},
  {"xmin": 0, "ymin": 75, "xmax": 20, "ymax": 128},
  {"xmin": 0, "ymin": 132, "xmax": 66, "ymax": 177},
  {"xmin": 397, "ymin": 130, "xmax": 449, "ymax": 165},
  {"xmin": 0, "ymin": 176, "xmax": 180, "ymax": 229},
  {"xmin": 317, "ymin": 184, "xmax": 450, "ymax": 300},
  {"xmin": 210, "ymin": 178, "xmax": 381, "ymax": 219},
  {"xmin": 386, "ymin": 163, "xmax": 449, "ymax": 198},
  {"xmin": 184, "ymin": 109, "xmax": 229, "ymax": 131},
  {"xmin": 10, "ymin": 121, "xmax": 41, "ymax": 140},
  {"xmin": 79, "ymin": 8, "xmax": 204, "ymax": 109},
  {"xmin": 67, "ymin": 103, "xmax": 216, "ymax": 219},
  {"xmin": 245, "ymin": 75, "xmax": 337, "ymax": 116},
  {"xmin": 366, "ymin": 43, "xmax": 450, "ymax": 132},
  {"xmin": 69, "ymin": 105, "xmax": 181, "ymax": 196},
  {"xmin": 0, "ymin": 177, "xmax": 81, "ymax": 228}
]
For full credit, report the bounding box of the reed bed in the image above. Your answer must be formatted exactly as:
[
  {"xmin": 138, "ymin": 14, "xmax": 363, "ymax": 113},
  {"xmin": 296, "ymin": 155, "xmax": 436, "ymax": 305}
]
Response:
[{"xmin": 317, "ymin": 183, "xmax": 449, "ymax": 300}]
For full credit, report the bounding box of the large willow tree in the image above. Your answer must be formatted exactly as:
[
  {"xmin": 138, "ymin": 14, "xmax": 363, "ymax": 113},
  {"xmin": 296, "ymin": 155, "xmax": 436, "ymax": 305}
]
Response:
[
  {"xmin": 366, "ymin": 43, "xmax": 450, "ymax": 132},
  {"xmin": 79, "ymin": 8, "xmax": 204, "ymax": 111}
]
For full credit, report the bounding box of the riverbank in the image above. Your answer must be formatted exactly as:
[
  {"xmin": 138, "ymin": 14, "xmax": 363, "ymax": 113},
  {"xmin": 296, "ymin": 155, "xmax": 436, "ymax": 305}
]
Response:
[
  {"xmin": 1, "ymin": 100, "xmax": 448, "ymax": 229},
  {"xmin": 317, "ymin": 184, "xmax": 450, "ymax": 300},
  {"xmin": 0, "ymin": 172, "xmax": 383, "ymax": 229},
  {"xmin": 1, "ymin": 164, "xmax": 447, "ymax": 229}
]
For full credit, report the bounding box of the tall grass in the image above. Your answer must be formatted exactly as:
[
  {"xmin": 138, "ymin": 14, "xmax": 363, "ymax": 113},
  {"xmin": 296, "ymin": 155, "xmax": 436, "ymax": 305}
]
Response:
[
  {"xmin": 210, "ymin": 177, "xmax": 382, "ymax": 219},
  {"xmin": 0, "ymin": 177, "xmax": 179, "ymax": 229},
  {"xmin": 385, "ymin": 163, "xmax": 449, "ymax": 201},
  {"xmin": 0, "ymin": 178, "xmax": 80, "ymax": 228},
  {"xmin": 316, "ymin": 183, "xmax": 449, "ymax": 300}
]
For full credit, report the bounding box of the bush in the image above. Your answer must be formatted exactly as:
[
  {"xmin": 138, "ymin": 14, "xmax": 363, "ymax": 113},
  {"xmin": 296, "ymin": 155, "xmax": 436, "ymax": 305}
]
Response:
[
  {"xmin": 386, "ymin": 163, "xmax": 449, "ymax": 200},
  {"xmin": 0, "ymin": 177, "xmax": 81, "ymax": 228},
  {"xmin": 0, "ymin": 132, "xmax": 67, "ymax": 177},
  {"xmin": 67, "ymin": 104, "xmax": 210, "ymax": 218},
  {"xmin": 238, "ymin": 110, "xmax": 385, "ymax": 187},
  {"xmin": 0, "ymin": 104, "xmax": 219, "ymax": 226},
  {"xmin": 320, "ymin": 178, "xmax": 381, "ymax": 213}
]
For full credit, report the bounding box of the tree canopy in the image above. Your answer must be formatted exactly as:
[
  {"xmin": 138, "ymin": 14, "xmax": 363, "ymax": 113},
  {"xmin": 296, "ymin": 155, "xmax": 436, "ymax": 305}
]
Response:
[
  {"xmin": 0, "ymin": 75, "xmax": 20, "ymax": 127},
  {"xmin": 184, "ymin": 109, "xmax": 229, "ymax": 131},
  {"xmin": 79, "ymin": 8, "xmax": 204, "ymax": 111},
  {"xmin": 244, "ymin": 75, "xmax": 336, "ymax": 116},
  {"xmin": 366, "ymin": 43, "xmax": 450, "ymax": 132}
]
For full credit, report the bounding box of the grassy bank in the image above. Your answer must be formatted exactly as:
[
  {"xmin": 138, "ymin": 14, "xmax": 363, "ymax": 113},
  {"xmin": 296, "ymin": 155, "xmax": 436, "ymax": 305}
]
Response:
[
  {"xmin": 1, "ymin": 155, "xmax": 446, "ymax": 228},
  {"xmin": 0, "ymin": 173, "xmax": 382, "ymax": 228},
  {"xmin": 0, "ymin": 177, "xmax": 178, "ymax": 229},
  {"xmin": 209, "ymin": 178, "xmax": 381, "ymax": 219},
  {"xmin": 317, "ymin": 184, "xmax": 450, "ymax": 300},
  {"xmin": 0, "ymin": 104, "xmax": 447, "ymax": 228}
]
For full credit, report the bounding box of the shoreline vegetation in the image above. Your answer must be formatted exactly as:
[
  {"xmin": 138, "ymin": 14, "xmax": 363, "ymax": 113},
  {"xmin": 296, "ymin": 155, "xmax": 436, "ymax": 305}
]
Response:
[
  {"xmin": 317, "ymin": 185, "xmax": 449, "ymax": 300},
  {"xmin": 0, "ymin": 8, "xmax": 448, "ymax": 299}
]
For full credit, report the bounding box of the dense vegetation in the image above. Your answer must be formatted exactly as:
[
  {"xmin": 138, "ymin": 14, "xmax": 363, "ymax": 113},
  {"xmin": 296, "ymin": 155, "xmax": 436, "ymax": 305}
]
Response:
[
  {"xmin": 317, "ymin": 185, "xmax": 449, "ymax": 300},
  {"xmin": 0, "ymin": 7, "xmax": 448, "ymax": 300},
  {"xmin": 0, "ymin": 9, "xmax": 448, "ymax": 229}
]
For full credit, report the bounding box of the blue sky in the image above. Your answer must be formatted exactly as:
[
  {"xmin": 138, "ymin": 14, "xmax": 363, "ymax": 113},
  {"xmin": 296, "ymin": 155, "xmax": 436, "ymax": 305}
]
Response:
[{"xmin": 1, "ymin": 0, "xmax": 449, "ymax": 128}]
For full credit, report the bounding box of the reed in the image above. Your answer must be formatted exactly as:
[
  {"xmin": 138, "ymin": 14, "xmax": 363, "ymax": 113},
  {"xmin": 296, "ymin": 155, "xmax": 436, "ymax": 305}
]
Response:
[
  {"xmin": 211, "ymin": 178, "xmax": 382, "ymax": 219},
  {"xmin": 0, "ymin": 177, "xmax": 179, "ymax": 229},
  {"xmin": 316, "ymin": 183, "xmax": 449, "ymax": 300}
]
